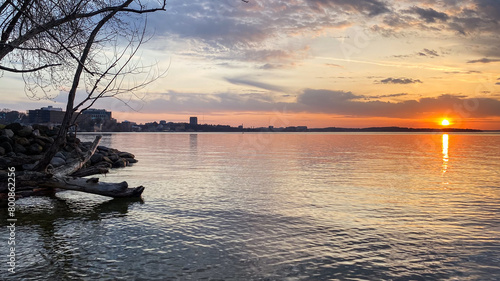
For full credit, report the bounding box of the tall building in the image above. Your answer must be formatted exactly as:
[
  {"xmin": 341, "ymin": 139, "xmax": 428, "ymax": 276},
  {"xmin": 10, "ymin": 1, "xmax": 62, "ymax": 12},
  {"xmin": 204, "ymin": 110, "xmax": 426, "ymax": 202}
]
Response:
[
  {"xmin": 190, "ymin": 116, "xmax": 198, "ymax": 126},
  {"xmin": 28, "ymin": 106, "xmax": 65, "ymax": 124},
  {"xmin": 80, "ymin": 109, "xmax": 112, "ymax": 121}
]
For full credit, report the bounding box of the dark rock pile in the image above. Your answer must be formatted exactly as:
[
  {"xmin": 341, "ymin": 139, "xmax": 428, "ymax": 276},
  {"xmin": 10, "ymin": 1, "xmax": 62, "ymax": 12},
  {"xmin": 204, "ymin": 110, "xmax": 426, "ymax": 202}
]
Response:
[{"xmin": 0, "ymin": 123, "xmax": 137, "ymax": 173}]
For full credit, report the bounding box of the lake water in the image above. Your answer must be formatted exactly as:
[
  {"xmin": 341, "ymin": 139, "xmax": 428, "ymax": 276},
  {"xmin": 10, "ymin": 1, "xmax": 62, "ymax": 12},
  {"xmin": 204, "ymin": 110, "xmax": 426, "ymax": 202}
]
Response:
[{"xmin": 1, "ymin": 132, "xmax": 500, "ymax": 280}]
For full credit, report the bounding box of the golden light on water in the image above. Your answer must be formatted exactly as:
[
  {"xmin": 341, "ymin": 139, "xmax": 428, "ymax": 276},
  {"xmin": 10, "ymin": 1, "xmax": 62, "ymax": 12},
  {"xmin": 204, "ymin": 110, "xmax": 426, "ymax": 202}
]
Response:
[{"xmin": 442, "ymin": 134, "xmax": 449, "ymax": 184}]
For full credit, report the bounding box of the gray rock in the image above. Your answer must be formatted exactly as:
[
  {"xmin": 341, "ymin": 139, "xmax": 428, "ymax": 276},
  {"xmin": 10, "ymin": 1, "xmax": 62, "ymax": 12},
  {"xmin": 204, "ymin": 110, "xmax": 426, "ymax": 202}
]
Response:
[
  {"xmin": 102, "ymin": 156, "xmax": 113, "ymax": 164},
  {"xmin": 95, "ymin": 161, "xmax": 112, "ymax": 168},
  {"xmin": 0, "ymin": 142, "xmax": 13, "ymax": 153},
  {"xmin": 28, "ymin": 143, "xmax": 43, "ymax": 154},
  {"xmin": 0, "ymin": 157, "xmax": 10, "ymax": 169},
  {"xmin": 50, "ymin": 156, "xmax": 66, "ymax": 167},
  {"xmin": 14, "ymin": 137, "xmax": 30, "ymax": 146},
  {"xmin": 108, "ymin": 153, "xmax": 119, "ymax": 162},
  {"xmin": 0, "ymin": 146, "xmax": 5, "ymax": 156},
  {"xmin": 112, "ymin": 159, "xmax": 127, "ymax": 168},
  {"xmin": 54, "ymin": 151, "xmax": 66, "ymax": 160},
  {"xmin": 0, "ymin": 135, "xmax": 12, "ymax": 144},
  {"xmin": 16, "ymin": 126, "xmax": 33, "ymax": 137},
  {"xmin": 4, "ymin": 129, "xmax": 14, "ymax": 138},
  {"xmin": 22, "ymin": 163, "xmax": 36, "ymax": 171},
  {"xmin": 32, "ymin": 129, "xmax": 41, "ymax": 137},
  {"xmin": 90, "ymin": 153, "xmax": 104, "ymax": 164},
  {"xmin": 34, "ymin": 138, "xmax": 46, "ymax": 146},
  {"xmin": 118, "ymin": 152, "xmax": 135, "ymax": 158},
  {"xmin": 124, "ymin": 157, "xmax": 138, "ymax": 164},
  {"xmin": 5, "ymin": 123, "xmax": 22, "ymax": 133},
  {"xmin": 36, "ymin": 136, "xmax": 54, "ymax": 144},
  {"xmin": 14, "ymin": 143, "xmax": 27, "ymax": 154},
  {"xmin": 97, "ymin": 145, "xmax": 110, "ymax": 152}
]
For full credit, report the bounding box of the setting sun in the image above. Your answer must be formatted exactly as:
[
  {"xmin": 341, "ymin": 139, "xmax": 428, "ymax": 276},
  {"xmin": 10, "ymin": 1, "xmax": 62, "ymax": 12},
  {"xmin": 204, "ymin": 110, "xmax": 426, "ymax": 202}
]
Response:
[{"xmin": 441, "ymin": 119, "xmax": 451, "ymax": 126}]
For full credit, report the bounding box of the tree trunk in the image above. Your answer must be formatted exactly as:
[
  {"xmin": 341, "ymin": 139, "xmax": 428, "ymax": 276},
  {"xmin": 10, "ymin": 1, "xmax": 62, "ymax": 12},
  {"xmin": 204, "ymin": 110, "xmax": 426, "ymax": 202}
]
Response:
[{"xmin": 50, "ymin": 135, "xmax": 101, "ymax": 177}]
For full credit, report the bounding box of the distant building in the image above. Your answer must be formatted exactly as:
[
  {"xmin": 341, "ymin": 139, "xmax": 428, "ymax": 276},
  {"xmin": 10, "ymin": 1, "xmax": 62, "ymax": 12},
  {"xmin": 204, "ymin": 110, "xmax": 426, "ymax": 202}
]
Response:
[
  {"xmin": 81, "ymin": 109, "xmax": 112, "ymax": 121},
  {"xmin": 28, "ymin": 106, "xmax": 65, "ymax": 124},
  {"xmin": 297, "ymin": 126, "xmax": 308, "ymax": 131},
  {"xmin": 38, "ymin": 106, "xmax": 62, "ymax": 111},
  {"xmin": 190, "ymin": 116, "xmax": 198, "ymax": 126}
]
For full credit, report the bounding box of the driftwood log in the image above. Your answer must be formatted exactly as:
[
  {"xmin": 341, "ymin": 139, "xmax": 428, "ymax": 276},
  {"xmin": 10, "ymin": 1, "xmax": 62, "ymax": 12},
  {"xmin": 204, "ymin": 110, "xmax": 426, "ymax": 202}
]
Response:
[
  {"xmin": 40, "ymin": 176, "xmax": 145, "ymax": 198},
  {"xmin": 49, "ymin": 135, "xmax": 144, "ymax": 198}
]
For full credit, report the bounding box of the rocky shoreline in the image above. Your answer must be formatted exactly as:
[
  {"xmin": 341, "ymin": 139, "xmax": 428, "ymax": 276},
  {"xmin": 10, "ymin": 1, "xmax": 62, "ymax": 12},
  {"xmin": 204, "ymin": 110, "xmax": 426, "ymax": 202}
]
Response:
[{"xmin": 0, "ymin": 123, "xmax": 138, "ymax": 199}]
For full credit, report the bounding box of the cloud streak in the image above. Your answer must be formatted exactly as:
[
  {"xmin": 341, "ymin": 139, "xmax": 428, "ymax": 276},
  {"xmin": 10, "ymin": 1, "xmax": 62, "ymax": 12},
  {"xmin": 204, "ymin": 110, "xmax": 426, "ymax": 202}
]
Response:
[
  {"xmin": 140, "ymin": 89, "xmax": 500, "ymax": 119},
  {"xmin": 467, "ymin": 58, "xmax": 500, "ymax": 64},
  {"xmin": 378, "ymin": 78, "xmax": 423, "ymax": 84}
]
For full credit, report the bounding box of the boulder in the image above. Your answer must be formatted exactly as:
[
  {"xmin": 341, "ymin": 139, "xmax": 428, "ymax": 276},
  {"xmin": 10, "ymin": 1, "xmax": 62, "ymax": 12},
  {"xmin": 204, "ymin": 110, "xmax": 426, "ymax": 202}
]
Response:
[
  {"xmin": 124, "ymin": 157, "xmax": 138, "ymax": 164},
  {"xmin": 118, "ymin": 152, "xmax": 135, "ymax": 159},
  {"xmin": 54, "ymin": 151, "xmax": 66, "ymax": 160},
  {"xmin": 32, "ymin": 124, "xmax": 49, "ymax": 135},
  {"xmin": 36, "ymin": 136, "xmax": 54, "ymax": 144},
  {"xmin": 102, "ymin": 156, "xmax": 113, "ymax": 164},
  {"xmin": 16, "ymin": 126, "xmax": 33, "ymax": 137},
  {"xmin": 5, "ymin": 123, "xmax": 22, "ymax": 133},
  {"xmin": 0, "ymin": 146, "xmax": 5, "ymax": 156},
  {"xmin": 95, "ymin": 161, "xmax": 113, "ymax": 168},
  {"xmin": 108, "ymin": 153, "xmax": 119, "ymax": 162},
  {"xmin": 50, "ymin": 157, "xmax": 66, "ymax": 167},
  {"xmin": 90, "ymin": 153, "xmax": 104, "ymax": 164},
  {"xmin": 13, "ymin": 143, "xmax": 27, "ymax": 154},
  {"xmin": 0, "ymin": 135, "xmax": 12, "ymax": 145},
  {"xmin": 0, "ymin": 142, "xmax": 13, "ymax": 153},
  {"xmin": 13, "ymin": 137, "xmax": 30, "ymax": 146},
  {"xmin": 28, "ymin": 143, "xmax": 43, "ymax": 155},
  {"xmin": 33, "ymin": 138, "xmax": 46, "ymax": 147},
  {"xmin": 32, "ymin": 129, "xmax": 41, "ymax": 137},
  {"xmin": 97, "ymin": 145, "xmax": 110, "ymax": 152},
  {"xmin": 112, "ymin": 159, "xmax": 127, "ymax": 168},
  {"xmin": 3, "ymin": 129, "xmax": 14, "ymax": 138},
  {"xmin": 0, "ymin": 157, "xmax": 13, "ymax": 169},
  {"xmin": 22, "ymin": 163, "xmax": 37, "ymax": 170}
]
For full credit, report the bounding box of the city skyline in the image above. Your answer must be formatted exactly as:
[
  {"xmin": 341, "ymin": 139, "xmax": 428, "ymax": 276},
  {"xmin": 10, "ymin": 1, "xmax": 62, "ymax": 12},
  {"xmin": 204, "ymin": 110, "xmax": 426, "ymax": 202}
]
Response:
[{"xmin": 2, "ymin": 0, "xmax": 500, "ymax": 130}]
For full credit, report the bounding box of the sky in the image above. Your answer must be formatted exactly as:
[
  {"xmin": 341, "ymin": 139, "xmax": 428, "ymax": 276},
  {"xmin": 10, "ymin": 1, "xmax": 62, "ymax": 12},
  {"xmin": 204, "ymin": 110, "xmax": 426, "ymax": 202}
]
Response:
[{"xmin": 2, "ymin": 0, "xmax": 500, "ymax": 129}]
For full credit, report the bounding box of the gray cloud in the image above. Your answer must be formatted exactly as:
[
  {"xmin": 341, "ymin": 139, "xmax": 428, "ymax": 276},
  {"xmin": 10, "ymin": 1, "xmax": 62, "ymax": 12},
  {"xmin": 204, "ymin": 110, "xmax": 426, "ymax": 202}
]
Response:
[
  {"xmin": 143, "ymin": 0, "xmax": 500, "ymax": 64},
  {"xmin": 407, "ymin": 6, "xmax": 449, "ymax": 23},
  {"xmin": 306, "ymin": 0, "xmax": 390, "ymax": 16},
  {"xmin": 363, "ymin": 93, "xmax": 409, "ymax": 99},
  {"xmin": 378, "ymin": 78, "xmax": 423, "ymax": 84},
  {"xmin": 295, "ymin": 90, "xmax": 500, "ymax": 117},
  {"xmin": 140, "ymin": 89, "xmax": 500, "ymax": 119},
  {"xmin": 467, "ymin": 58, "xmax": 500, "ymax": 63},
  {"xmin": 408, "ymin": 6, "xmax": 449, "ymax": 23},
  {"xmin": 419, "ymin": 48, "xmax": 439, "ymax": 57},
  {"xmin": 225, "ymin": 77, "xmax": 287, "ymax": 92}
]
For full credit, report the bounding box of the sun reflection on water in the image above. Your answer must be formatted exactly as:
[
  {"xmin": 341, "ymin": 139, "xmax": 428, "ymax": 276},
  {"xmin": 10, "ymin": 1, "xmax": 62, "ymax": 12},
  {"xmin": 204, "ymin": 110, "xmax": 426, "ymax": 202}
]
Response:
[{"xmin": 442, "ymin": 134, "xmax": 449, "ymax": 184}]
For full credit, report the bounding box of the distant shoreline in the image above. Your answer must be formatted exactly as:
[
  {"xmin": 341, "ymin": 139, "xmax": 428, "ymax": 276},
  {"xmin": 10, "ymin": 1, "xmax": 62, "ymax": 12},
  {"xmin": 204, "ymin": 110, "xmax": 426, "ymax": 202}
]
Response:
[{"xmin": 76, "ymin": 126, "xmax": 490, "ymax": 133}]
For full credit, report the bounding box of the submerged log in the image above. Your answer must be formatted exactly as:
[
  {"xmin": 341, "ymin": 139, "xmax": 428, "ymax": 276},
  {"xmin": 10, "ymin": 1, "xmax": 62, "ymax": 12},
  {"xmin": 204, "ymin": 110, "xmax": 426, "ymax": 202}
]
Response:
[
  {"xmin": 39, "ymin": 177, "xmax": 144, "ymax": 198},
  {"xmin": 1, "ymin": 170, "xmax": 144, "ymax": 199}
]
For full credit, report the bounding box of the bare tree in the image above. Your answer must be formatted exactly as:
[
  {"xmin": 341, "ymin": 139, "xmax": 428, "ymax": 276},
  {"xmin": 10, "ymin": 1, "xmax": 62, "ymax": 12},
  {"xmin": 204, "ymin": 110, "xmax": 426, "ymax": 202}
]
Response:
[{"xmin": 0, "ymin": 0, "xmax": 167, "ymax": 171}]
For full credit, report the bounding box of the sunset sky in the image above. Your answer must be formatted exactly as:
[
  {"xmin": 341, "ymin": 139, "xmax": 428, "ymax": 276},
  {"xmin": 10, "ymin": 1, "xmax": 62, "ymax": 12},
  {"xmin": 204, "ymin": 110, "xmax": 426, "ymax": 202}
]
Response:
[{"xmin": 2, "ymin": 0, "xmax": 500, "ymax": 129}]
